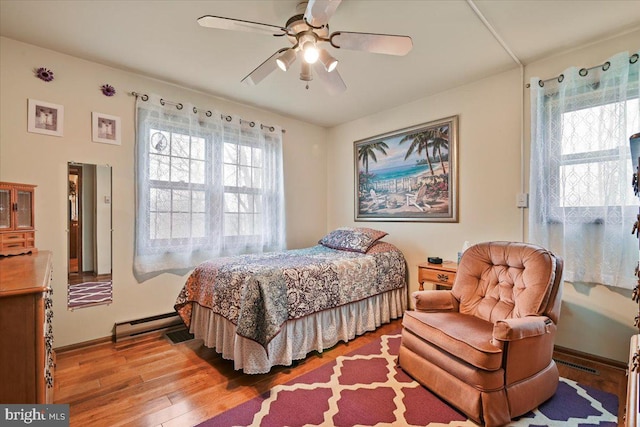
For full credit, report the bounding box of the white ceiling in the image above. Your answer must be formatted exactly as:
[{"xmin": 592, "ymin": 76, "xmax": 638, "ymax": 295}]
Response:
[{"xmin": 1, "ymin": 0, "xmax": 639, "ymax": 127}]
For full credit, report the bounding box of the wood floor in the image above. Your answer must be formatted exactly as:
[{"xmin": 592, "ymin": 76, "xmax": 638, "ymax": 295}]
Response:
[
  {"xmin": 68, "ymin": 271, "xmax": 112, "ymax": 286},
  {"xmin": 53, "ymin": 318, "xmax": 629, "ymax": 427},
  {"xmin": 54, "ymin": 320, "xmax": 404, "ymax": 427}
]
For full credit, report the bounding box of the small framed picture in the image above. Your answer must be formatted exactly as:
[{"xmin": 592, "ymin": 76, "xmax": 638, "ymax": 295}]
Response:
[
  {"xmin": 28, "ymin": 99, "xmax": 64, "ymax": 137},
  {"xmin": 92, "ymin": 112, "xmax": 121, "ymax": 145}
]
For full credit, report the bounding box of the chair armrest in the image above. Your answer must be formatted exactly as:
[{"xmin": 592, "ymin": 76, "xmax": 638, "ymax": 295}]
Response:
[
  {"xmin": 492, "ymin": 316, "xmax": 553, "ymax": 342},
  {"xmin": 412, "ymin": 290, "xmax": 459, "ymax": 312}
]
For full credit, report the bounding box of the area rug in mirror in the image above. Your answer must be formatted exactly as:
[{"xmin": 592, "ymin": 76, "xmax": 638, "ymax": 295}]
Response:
[{"xmin": 67, "ymin": 280, "xmax": 112, "ymax": 309}]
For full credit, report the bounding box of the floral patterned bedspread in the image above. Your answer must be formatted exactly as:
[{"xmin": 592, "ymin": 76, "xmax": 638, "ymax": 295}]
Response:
[{"xmin": 174, "ymin": 241, "xmax": 406, "ymax": 350}]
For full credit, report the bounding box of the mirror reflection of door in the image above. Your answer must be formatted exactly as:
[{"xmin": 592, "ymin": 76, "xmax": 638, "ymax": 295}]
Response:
[
  {"xmin": 67, "ymin": 162, "xmax": 113, "ymax": 309},
  {"xmin": 68, "ymin": 165, "xmax": 82, "ymax": 274}
]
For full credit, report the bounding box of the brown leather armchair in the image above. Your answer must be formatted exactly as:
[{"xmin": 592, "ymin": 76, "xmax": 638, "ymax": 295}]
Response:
[{"xmin": 398, "ymin": 241, "xmax": 563, "ymax": 427}]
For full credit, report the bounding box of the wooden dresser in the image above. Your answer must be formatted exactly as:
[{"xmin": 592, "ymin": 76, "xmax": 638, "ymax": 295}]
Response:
[{"xmin": 0, "ymin": 251, "xmax": 54, "ymax": 403}]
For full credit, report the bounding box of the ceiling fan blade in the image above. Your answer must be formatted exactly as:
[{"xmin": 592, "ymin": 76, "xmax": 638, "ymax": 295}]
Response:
[
  {"xmin": 241, "ymin": 48, "xmax": 288, "ymax": 86},
  {"xmin": 197, "ymin": 15, "xmax": 285, "ymax": 36},
  {"xmin": 304, "ymin": 0, "xmax": 342, "ymax": 28},
  {"xmin": 312, "ymin": 62, "xmax": 346, "ymax": 95},
  {"xmin": 330, "ymin": 31, "xmax": 413, "ymax": 56}
]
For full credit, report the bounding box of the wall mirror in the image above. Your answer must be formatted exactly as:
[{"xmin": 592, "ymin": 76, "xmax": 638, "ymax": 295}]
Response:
[{"xmin": 67, "ymin": 162, "xmax": 113, "ymax": 309}]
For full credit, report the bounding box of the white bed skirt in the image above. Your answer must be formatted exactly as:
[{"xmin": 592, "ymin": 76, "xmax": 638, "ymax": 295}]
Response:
[{"xmin": 189, "ymin": 287, "xmax": 407, "ymax": 374}]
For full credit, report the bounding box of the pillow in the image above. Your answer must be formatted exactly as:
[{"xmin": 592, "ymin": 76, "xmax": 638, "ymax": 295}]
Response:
[{"xmin": 319, "ymin": 227, "xmax": 388, "ymax": 253}]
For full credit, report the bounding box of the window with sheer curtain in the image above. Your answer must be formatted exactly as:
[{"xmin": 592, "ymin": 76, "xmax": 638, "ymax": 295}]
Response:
[
  {"xmin": 133, "ymin": 94, "xmax": 285, "ymax": 282},
  {"xmin": 529, "ymin": 51, "xmax": 639, "ymax": 289}
]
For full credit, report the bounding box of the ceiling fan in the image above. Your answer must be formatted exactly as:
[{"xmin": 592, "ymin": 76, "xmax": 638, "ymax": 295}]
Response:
[{"xmin": 197, "ymin": 0, "xmax": 413, "ymax": 94}]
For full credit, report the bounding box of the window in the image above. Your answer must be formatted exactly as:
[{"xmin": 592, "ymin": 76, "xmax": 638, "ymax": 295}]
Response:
[
  {"xmin": 552, "ymin": 100, "xmax": 639, "ymax": 216},
  {"xmin": 529, "ymin": 51, "xmax": 639, "ymax": 289},
  {"xmin": 133, "ymin": 95, "xmax": 285, "ymax": 282},
  {"xmin": 223, "ymin": 140, "xmax": 263, "ymax": 239},
  {"xmin": 147, "ymin": 129, "xmax": 209, "ymax": 244}
]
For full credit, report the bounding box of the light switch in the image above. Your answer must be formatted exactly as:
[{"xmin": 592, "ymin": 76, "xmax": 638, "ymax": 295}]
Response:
[{"xmin": 516, "ymin": 193, "xmax": 528, "ymax": 208}]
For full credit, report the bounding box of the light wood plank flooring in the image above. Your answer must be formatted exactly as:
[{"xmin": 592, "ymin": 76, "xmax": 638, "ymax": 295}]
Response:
[{"xmin": 53, "ymin": 318, "xmax": 628, "ymax": 427}]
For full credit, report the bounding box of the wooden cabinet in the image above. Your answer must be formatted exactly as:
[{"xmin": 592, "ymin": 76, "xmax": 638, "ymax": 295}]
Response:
[
  {"xmin": 418, "ymin": 261, "xmax": 457, "ymax": 290},
  {"xmin": 0, "ymin": 251, "xmax": 54, "ymax": 404},
  {"xmin": 0, "ymin": 182, "xmax": 37, "ymax": 256}
]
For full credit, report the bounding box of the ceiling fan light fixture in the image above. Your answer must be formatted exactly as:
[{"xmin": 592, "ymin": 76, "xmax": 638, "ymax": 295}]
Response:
[
  {"xmin": 198, "ymin": 0, "xmax": 411, "ymax": 94},
  {"xmin": 302, "ymin": 40, "xmax": 320, "ymax": 64},
  {"xmin": 276, "ymin": 48, "xmax": 297, "ymax": 71},
  {"xmin": 318, "ymin": 49, "xmax": 338, "ymax": 72},
  {"xmin": 300, "ymin": 61, "xmax": 313, "ymax": 81}
]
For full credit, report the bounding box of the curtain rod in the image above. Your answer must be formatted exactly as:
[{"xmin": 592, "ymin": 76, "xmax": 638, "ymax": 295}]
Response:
[
  {"xmin": 130, "ymin": 91, "xmax": 285, "ymax": 133},
  {"xmin": 526, "ymin": 53, "xmax": 639, "ymax": 88}
]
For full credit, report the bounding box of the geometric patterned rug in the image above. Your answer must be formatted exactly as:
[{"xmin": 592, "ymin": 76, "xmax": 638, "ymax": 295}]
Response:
[
  {"xmin": 199, "ymin": 332, "xmax": 618, "ymax": 427},
  {"xmin": 67, "ymin": 281, "xmax": 112, "ymax": 309}
]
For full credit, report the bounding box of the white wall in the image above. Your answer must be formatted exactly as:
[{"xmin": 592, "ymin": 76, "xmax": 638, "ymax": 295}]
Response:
[
  {"xmin": 0, "ymin": 36, "xmax": 328, "ymax": 347},
  {"xmin": 327, "ymin": 30, "xmax": 640, "ymax": 362},
  {"xmin": 80, "ymin": 164, "xmax": 95, "ymax": 272},
  {"xmin": 95, "ymin": 164, "xmax": 111, "ymax": 276}
]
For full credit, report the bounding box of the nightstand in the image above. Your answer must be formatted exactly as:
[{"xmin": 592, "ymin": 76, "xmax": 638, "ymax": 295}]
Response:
[{"xmin": 418, "ymin": 261, "xmax": 458, "ymax": 290}]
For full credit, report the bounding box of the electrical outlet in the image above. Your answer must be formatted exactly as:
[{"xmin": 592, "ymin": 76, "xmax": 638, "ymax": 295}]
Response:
[{"xmin": 516, "ymin": 193, "xmax": 528, "ymax": 208}]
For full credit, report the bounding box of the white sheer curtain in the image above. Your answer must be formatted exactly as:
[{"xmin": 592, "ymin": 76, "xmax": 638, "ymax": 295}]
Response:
[
  {"xmin": 529, "ymin": 51, "xmax": 640, "ymax": 289},
  {"xmin": 134, "ymin": 94, "xmax": 285, "ymax": 282},
  {"xmin": 220, "ymin": 117, "xmax": 286, "ymax": 255}
]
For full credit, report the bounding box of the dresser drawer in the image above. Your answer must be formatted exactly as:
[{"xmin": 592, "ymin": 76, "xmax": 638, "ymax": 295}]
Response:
[
  {"xmin": 419, "ymin": 268, "xmax": 455, "ymax": 286},
  {"xmin": 2, "ymin": 232, "xmax": 27, "ymax": 249},
  {"xmin": 0, "ymin": 231, "xmax": 36, "ymax": 255},
  {"xmin": 0, "ymin": 251, "xmax": 52, "ymax": 403}
]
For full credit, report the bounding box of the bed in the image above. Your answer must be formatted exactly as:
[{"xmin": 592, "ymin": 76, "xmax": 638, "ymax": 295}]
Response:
[{"xmin": 174, "ymin": 227, "xmax": 407, "ymax": 374}]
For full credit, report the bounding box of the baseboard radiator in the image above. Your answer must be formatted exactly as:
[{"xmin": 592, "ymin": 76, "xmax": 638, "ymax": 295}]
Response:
[
  {"xmin": 553, "ymin": 357, "xmax": 600, "ymax": 375},
  {"xmin": 114, "ymin": 312, "xmax": 184, "ymax": 342}
]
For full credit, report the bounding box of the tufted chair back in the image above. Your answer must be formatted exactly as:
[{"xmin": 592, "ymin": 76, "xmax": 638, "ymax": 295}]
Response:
[{"xmin": 452, "ymin": 241, "xmax": 562, "ymax": 324}]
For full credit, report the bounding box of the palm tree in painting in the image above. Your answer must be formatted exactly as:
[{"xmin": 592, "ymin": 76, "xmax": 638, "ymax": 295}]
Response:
[
  {"xmin": 358, "ymin": 141, "xmax": 389, "ymax": 174},
  {"xmin": 400, "ymin": 127, "xmax": 450, "ymax": 176},
  {"xmin": 431, "ymin": 125, "xmax": 450, "ymax": 174},
  {"xmin": 399, "ymin": 131, "xmax": 435, "ymax": 176}
]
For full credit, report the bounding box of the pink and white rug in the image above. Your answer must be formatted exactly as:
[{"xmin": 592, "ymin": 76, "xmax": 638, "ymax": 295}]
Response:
[{"xmin": 200, "ymin": 332, "xmax": 618, "ymax": 427}]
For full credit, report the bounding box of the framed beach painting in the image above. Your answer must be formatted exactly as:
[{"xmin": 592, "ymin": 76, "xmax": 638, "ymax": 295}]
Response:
[{"xmin": 354, "ymin": 115, "xmax": 458, "ymax": 222}]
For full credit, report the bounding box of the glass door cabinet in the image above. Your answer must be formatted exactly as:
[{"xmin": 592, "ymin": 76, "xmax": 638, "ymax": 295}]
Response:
[{"xmin": 0, "ymin": 182, "xmax": 37, "ymax": 256}]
